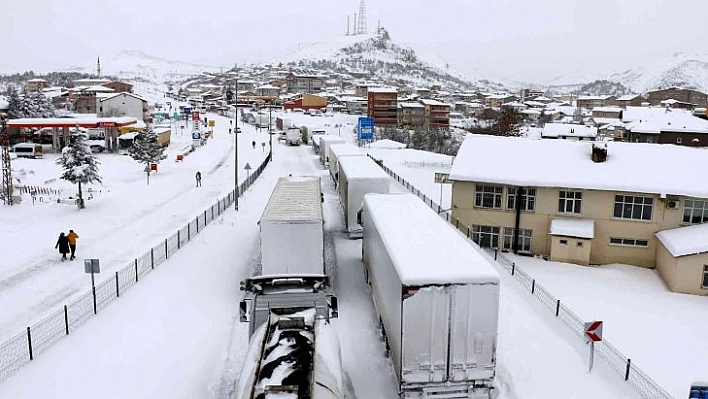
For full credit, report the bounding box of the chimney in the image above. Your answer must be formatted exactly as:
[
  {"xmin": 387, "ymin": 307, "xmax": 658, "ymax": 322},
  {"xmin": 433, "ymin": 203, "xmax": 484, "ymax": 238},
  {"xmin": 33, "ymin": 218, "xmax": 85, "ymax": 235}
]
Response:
[{"xmin": 591, "ymin": 141, "xmax": 608, "ymax": 163}]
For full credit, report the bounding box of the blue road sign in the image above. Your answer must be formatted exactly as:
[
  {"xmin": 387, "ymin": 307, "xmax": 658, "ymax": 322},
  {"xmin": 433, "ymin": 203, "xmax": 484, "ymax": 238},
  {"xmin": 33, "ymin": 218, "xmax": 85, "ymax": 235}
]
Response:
[
  {"xmin": 358, "ymin": 117, "xmax": 374, "ymax": 140},
  {"xmin": 183, "ymin": 107, "xmax": 192, "ymax": 114}
]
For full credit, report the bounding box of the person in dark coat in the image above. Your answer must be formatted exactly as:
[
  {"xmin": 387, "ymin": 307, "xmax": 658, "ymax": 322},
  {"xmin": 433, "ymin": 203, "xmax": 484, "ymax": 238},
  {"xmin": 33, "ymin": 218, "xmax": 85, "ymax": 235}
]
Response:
[{"xmin": 55, "ymin": 232, "xmax": 70, "ymax": 261}]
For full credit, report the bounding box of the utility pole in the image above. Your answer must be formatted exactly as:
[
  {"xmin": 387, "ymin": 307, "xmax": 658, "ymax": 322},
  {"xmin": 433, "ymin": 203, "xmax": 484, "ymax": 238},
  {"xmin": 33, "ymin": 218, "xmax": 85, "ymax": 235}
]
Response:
[
  {"xmin": 0, "ymin": 113, "xmax": 12, "ymax": 206},
  {"xmin": 234, "ymin": 79, "xmax": 239, "ymax": 211},
  {"xmin": 268, "ymin": 103, "xmax": 273, "ymax": 161}
]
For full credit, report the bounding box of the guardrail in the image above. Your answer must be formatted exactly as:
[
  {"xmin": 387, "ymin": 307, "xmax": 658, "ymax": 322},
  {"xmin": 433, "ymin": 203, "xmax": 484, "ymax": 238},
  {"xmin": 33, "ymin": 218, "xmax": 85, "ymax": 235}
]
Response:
[
  {"xmin": 369, "ymin": 154, "xmax": 673, "ymax": 399},
  {"xmin": 0, "ymin": 152, "xmax": 272, "ymax": 384}
]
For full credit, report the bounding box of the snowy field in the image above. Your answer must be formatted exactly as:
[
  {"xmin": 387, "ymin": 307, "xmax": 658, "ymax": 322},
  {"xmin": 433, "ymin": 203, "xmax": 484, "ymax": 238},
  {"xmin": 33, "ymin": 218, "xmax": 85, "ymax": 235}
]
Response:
[{"xmin": 0, "ymin": 110, "xmax": 699, "ymax": 398}]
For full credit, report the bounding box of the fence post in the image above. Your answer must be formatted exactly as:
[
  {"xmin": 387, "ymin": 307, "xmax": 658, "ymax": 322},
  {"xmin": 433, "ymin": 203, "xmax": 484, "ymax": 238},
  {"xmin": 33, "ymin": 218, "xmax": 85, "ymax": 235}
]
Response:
[
  {"xmin": 455, "ymin": 219, "xmax": 459, "ymax": 229},
  {"xmin": 512, "ymin": 262, "xmax": 516, "ymax": 276},
  {"xmin": 467, "ymin": 227, "xmax": 470, "ymax": 238},
  {"xmin": 188, "ymin": 223, "xmax": 191, "ymax": 240},
  {"xmin": 27, "ymin": 327, "xmax": 33, "ymax": 360},
  {"xmin": 116, "ymin": 271, "xmax": 120, "ymax": 297},
  {"xmin": 494, "ymin": 249, "xmax": 498, "ymax": 261},
  {"xmin": 204, "ymin": 210, "xmax": 207, "ymax": 226},
  {"xmin": 196, "ymin": 217, "xmax": 199, "ymax": 234},
  {"xmin": 64, "ymin": 305, "xmax": 69, "ymax": 335},
  {"xmin": 625, "ymin": 359, "xmax": 631, "ymax": 381},
  {"xmin": 531, "ymin": 279, "xmax": 536, "ymax": 294},
  {"xmin": 92, "ymin": 286, "xmax": 97, "ymax": 315},
  {"xmin": 555, "ymin": 299, "xmax": 560, "ymax": 316},
  {"xmin": 165, "ymin": 239, "xmax": 168, "ymax": 259},
  {"xmin": 151, "ymin": 248, "xmax": 154, "ymax": 269},
  {"xmin": 211, "ymin": 206, "xmax": 214, "ymax": 221},
  {"xmin": 135, "ymin": 259, "xmax": 139, "ymax": 282},
  {"xmin": 178, "ymin": 230, "xmax": 181, "ymax": 249}
]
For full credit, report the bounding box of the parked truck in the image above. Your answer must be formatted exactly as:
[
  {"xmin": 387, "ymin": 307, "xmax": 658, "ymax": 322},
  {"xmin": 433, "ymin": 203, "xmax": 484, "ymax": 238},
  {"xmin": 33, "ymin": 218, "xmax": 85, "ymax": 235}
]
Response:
[
  {"xmin": 327, "ymin": 143, "xmax": 364, "ymax": 183},
  {"xmin": 318, "ymin": 136, "xmax": 346, "ymax": 166},
  {"xmin": 285, "ymin": 127, "xmax": 302, "ymax": 146},
  {"xmin": 361, "ymin": 193, "xmax": 500, "ymax": 399},
  {"xmin": 258, "ymin": 176, "xmax": 324, "ymax": 275},
  {"xmin": 236, "ymin": 176, "xmax": 342, "ymax": 398},
  {"xmin": 337, "ymin": 156, "xmax": 389, "ymax": 236}
]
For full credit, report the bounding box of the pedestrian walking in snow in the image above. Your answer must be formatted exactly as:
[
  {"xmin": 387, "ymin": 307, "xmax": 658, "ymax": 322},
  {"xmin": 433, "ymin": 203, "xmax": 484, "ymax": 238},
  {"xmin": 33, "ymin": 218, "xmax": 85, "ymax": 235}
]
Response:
[
  {"xmin": 55, "ymin": 232, "xmax": 70, "ymax": 261},
  {"xmin": 67, "ymin": 229, "xmax": 79, "ymax": 260},
  {"xmin": 252, "ymin": 140, "xmax": 256, "ymax": 149},
  {"xmin": 195, "ymin": 171, "xmax": 202, "ymax": 187}
]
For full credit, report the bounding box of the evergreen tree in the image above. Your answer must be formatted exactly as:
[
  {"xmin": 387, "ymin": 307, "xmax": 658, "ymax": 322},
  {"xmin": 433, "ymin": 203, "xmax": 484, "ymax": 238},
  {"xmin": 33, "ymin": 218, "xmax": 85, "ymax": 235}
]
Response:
[
  {"xmin": 6, "ymin": 88, "xmax": 22, "ymax": 119},
  {"xmin": 225, "ymin": 86, "xmax": 234, "ymax": 104},
  {"xmin": 29, "ymin": 90, "xmax": 55, "ymax": 118},
  {"xmin": 127, "ymin": 127, "xmax": 167, "ymax": 185},
  {"xmin": 56, "ymin": 132, "xmax": 102, "ymax": 209}
]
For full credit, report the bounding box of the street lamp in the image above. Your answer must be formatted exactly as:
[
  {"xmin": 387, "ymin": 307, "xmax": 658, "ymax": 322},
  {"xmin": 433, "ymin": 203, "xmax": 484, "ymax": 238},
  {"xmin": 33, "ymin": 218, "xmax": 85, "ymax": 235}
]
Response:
[
  {"xmin": 234, "ymin": 78, "xmax": 239, "ymax": 211},
  {"xmin": 268, "ymin": 102, "xmax": 273, "ymax": 161}
]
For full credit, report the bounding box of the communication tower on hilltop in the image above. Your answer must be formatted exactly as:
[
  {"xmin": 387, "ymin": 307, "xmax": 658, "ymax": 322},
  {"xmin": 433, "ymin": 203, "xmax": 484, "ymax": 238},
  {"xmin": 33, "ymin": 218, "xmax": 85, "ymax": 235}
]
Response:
[{"xmin": 356, "ymin": 0, "xmax": 367, "ymax": 35}]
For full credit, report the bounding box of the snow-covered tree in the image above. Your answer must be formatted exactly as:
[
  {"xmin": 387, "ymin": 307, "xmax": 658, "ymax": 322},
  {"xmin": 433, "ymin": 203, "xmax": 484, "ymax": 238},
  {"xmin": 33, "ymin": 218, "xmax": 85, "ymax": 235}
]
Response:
[
  {"xmin": 127, "ymin": 127, "xmax": 167, "ymax": 185},
  {"xmin": 6, "ymin": 88, "xmax": 23, "ymax": 119},
  {"xmin": 56, "ymin": 132, "xmax": 102, "ymax": 209},
  {"xmin": 29, "ymin": 90, "xmax": 56, "ymax": 118}
]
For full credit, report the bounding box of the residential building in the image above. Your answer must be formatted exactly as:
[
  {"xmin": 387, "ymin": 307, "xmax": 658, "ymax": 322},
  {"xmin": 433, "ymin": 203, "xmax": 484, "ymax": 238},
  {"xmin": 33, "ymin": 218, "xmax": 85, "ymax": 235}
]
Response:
[
  {"xmin": 660, "ymin": 98, "xmax": 697, "ymax": 110},
  {"xmin": 622, "ymin": 106, "xmax": 708, "ymax": 146},
  {"xmin": 103, "ymin": 81, "xmax": 133, "ymax": 93},
  {"xmin": 254, "ymin": 84, "xmax": 281, "ymax": 98},
  {"xmin": 419, "ymin": 99, "xmax": 451, "ymax": 130},
  {"xmin": 397, "ymin": 102, "xmax": 425, "ymax": 129},
  {"xmin": 285, "ymin": 73, "xmax": 324, "ymax": 94},
  {"xmin": 98, "ymin": 92, "xmax": 148, "ymax": 121},
  {"xmin": 449, "ymin": 134, "xmax": 708, "ymax": 295},
  {"xmin": 519, "ymin": 88, "xmax": 545, "ymax": 101},
  {"xmin": 282, "ymin": 93, "xmax": 328, "ymax": 112},
  {"xmin": 73, "ymin": 78, "xmax": 110, "ymax": 87},
  {"xmin": 591, "ymin": 106, "xmax": 623, "ymax": 119},
  {"xmin": 646, "ymin": 87, "xmax": 708, "ymax": 109},
  {"xmin": 616, "ymin": 94, "xmax": 646, "ymax": 108},
  {"xmin": 485, "ymin": 94, "xmax": 518, "ymax": 108},
  {"xmin": 367, "ymin": 88, "xmax": 397, "ymax": 126},
  {"xmin": 576, "ymin": 95, "xmax": 617, "ymax": 110},
  {"xmin": 541, "ymin": 123, "xmax": 598, "ymax": 141},
  {"xmin": 25, "ymin": 78, "xmax": 49, "ymax": 92}
]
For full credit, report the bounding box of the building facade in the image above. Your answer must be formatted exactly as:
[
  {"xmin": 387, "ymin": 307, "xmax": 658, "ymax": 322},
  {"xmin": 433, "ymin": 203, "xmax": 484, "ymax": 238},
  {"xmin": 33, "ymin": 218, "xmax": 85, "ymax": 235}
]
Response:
[
  {"xmin": 98, "ymin": 92, "xmax": 148, "ymax": 121},
  {"xmin": 367, "ymin": 88, "xmax": 398, "ymax": 126},
  {"xmin": 285, "ymin": 73, "xmax": 324, "ymax": 94},
  {"xmin": 646, "ymin": 87, "xmax": 708, "ymax": 109},
  {"xmin": 420, "ymin": 99, "xmax": 451, "ymax": 130}
]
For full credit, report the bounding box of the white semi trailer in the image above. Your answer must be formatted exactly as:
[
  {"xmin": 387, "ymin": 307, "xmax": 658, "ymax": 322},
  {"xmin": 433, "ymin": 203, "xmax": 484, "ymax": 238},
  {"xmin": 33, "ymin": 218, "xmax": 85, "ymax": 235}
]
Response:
[
  {"xmin": 338, "ymin": 156, "xmax": 390, "ymax": 236},
  {"xmin": 318, "ymin": 136, "xmax": 346, "ymax": 167},
  {"xmin": 361, "ymin": 193, "xmax": 500, "ymax": 399},
  {"xmin": 327, "ymin": 143, "xmax": 365, "ymax": 183}
]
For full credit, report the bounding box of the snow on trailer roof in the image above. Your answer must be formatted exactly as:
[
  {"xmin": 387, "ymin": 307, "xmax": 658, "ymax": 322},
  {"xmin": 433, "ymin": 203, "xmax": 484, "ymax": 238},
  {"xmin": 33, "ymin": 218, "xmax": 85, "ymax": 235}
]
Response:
[
  {"xmin": 450, "ymin": 134, "xmax": 708, "ymax": 199},
  {"xmin": 339, "ymin": 156, "xmax": 390, "ymax": 180},
  {"xmin": 318, "ymin": 135, "xmax": 345, "ymax": 143},
  {"xmin": 363, "ymin": 193, "xmax": 499, "ymax": 285},
  {"xmin": 260, "ymin": 177, "xmax": 323, "ymax": 223},
  {"xmin": 656, "ymin": 223, "xmax": 708, "ymax": 257},
  {"xmin": 329, "ymin": 143, "xmax": 364, "ymax": 158}
]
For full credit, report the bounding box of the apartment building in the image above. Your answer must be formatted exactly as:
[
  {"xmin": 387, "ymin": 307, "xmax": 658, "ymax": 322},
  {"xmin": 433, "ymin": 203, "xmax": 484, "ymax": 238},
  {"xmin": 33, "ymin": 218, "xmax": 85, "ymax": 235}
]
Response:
[
  {"xmin": 646, "ymin": 87, "xmax": 708, "ymax": 109},
  {"xmin": 449, "ymin": 134, "xmax": 708, "ymax": 295},
  {"xmin": 398, "ymin": 102, "xmax": 425, "ymax": 129},
  {"xmin": 285, "ymin": 73, "xmax": 324, "ymax": 94},
  {"xmin": 419, "ymin": 99, "xmax": 451, "ymax": 130},
  {"xmin": 367, "ymin": 87, "xmax": 397, "ymax": 126},
  {"xmin": 576, "ymin": 95, "xmax": 618, "ymax": 110}
]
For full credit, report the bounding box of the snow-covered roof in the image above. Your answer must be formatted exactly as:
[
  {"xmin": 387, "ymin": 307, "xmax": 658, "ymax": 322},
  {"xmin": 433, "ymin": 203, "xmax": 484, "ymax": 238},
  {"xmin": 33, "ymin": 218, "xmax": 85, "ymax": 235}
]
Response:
[
  {"xmin": 661, "ymin": 98, "xmax": 696, "ymax": 106},
  {"xmin": 99, "ymin": 92, "xmax": 147, "ymax": 103},
  {"xmin": 363, "ymin": 193, "xmax": 499, "ymax": 285},
  {"xmin": 83, "ymin": 85, "xmax": 115, "ymax": 93},
  {"xmin": 260, "ymin": 177, "xmax": 322, "ymax": 222},
  {"xmin": 118, "ymin": 132, "xmax": 139, "ymax": 140},
  {"xmin": 318, "ymin": 135, "xmax": 346, "ymax": 144},
  {"xmin": 6, "ymin": 117, "xmax": 138, "ymax": 128},
  {"xmin": 550, "ymin": 219, "xmax": 594, "ymax": 239},
  {"xmin": 542, "ymin": 123, "xmax": 598, "ymax": 138},
  {"xmin": 624, "ymin": 109, "xmax": 708, "ymax": 134},
  {"xmin": 367, "ymin": 87, "xmax": 397, "ymax": 94},
  {"xmin": 399, "ymin": 102, "xmax": 424, "ymax": 108},
  {"xmin": 577, "ymin": 95, "xmax": 614, "ymax": 100},
  {"xmin": 589, "ymin": 117, "xmax": 623, "ymax": 126},
  {"xmin": 368, "ymin": 139, "xmax": 406, "ymax": 149},
  {"xmin": 329, "ymin": 143, "xmax": 364, "ymax": 159},
  {"xmin": 656, "ymin": 223, "xmax": 708, "ymax": 257},
  {"xmin": 592, "ymin": 106, "xmax": 623, "ymax": 113},
  {"xmin": 617, "ymin": 94, "xmax": 644, "ymax": 101},
  {"xmin": 419, "ymin": 99, "xmax": 450, "ymax": 107},
  {"xmin": 338, "ymin": 156, "xmax": 390, "ymax": 180},
  {"xmin": 449, "ymin": 134, "xmax": 708, "ymax": 199}
]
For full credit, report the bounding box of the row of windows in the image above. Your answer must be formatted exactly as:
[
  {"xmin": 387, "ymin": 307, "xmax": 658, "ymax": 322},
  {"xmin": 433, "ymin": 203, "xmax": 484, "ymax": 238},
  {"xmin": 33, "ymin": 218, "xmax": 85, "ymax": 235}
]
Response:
[
  {"xmin": 474, "ymin": 184, "xmax": 708, "ymax": 225},
  {"xmin": 470, "ymin": 225, "xmax": 651, "ymax": 251}
]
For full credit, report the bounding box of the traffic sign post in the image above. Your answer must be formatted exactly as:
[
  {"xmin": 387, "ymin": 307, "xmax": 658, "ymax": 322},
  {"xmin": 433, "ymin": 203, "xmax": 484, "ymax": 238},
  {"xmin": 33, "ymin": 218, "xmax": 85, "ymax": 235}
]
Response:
[
  {"xmin": 584, "ymin": 320, "xmax": 603, "ymax": 371},
  {"xmin": 434, "ymin": 172, "xmax": 451, "ymax": 208},
  {"xmin": 244, "ymin": 163, "xmax": 252, "ymax": 182},
  {"xmin": 358, "ymin": 117, "xmax": 374, "ymax": 142},
  {"xmin": 84, "ymin": 259, "xmax": 100, "ymax": 315}
]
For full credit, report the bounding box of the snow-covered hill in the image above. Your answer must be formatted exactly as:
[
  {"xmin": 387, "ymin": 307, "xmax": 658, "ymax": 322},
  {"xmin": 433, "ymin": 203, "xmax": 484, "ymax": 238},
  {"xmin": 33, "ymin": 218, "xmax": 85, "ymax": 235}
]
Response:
[
  {"xmin": 604, "ymin": 52, "xmax": 708, "ymax": 93},
  {"xmin": 277, "ymin": 29, "xmax": 508, "ymax": 92}
]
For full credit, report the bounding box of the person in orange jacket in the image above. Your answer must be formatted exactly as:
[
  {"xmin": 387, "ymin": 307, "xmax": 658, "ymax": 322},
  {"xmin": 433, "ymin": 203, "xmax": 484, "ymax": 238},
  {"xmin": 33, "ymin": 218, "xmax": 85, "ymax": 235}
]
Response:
[{"xmin": 67, "ymin": 229, "xmax": 79, "ymax": 260}]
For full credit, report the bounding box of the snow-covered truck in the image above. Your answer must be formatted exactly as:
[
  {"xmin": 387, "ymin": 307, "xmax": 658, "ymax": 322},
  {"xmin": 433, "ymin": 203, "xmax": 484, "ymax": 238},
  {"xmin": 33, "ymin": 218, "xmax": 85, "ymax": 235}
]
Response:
[
  {"xmin": 327, "ymin": 142, "xmax": 365, "ymax": 183},
  {"xmin": 259, "ymin": 176, "xmax": 324, "ymax": 275},
  {"xmin": 338, "ymin": 156, "xmax": 390, "ymax": 236},
  {"xmin": 318, "ymin": 136, "xmax": 346, "ymax": 166},
  {"xmin": 236, "ymin": 176, "xmax": 342, "ymax": 398},
  {"xmin": 285, "ymin": 127, "xmax": 302, "ymax": 145},
  {"xmin": 361, "ymin": 193, "xmax": 500, "ymax": 399}
]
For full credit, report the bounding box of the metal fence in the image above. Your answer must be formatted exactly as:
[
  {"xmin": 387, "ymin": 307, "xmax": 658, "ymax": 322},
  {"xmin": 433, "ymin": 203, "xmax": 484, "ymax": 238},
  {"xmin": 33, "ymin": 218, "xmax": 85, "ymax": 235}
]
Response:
[
  {"xmin": 0, "ymin": 153, "xmax": 271, "ymax": 384},
  {"xmin": 371, "ymin": 154, "xmax": 674, "ymax": 399}
]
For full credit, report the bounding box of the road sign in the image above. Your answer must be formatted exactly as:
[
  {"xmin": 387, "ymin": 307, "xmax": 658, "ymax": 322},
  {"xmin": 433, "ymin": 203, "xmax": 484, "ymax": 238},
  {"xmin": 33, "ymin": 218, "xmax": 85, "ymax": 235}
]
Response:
[
  {"xmin": 84, "ymin": 258, "xmax": 100, "ymax": 274},
  {"xmin": 358, "ymin": 117, "xmax": 374, "ymax": 140},
  {"xmin": 584, "ymin": 320, "xmax": 603, "ymax": 342},
  {"xmin": 192, "ymin": 131, "xmax": 202, "ymax": 140},
  {"xmin": 244, "ymin": 163, "xmax": 252, "ymax": 170},
  {"xmin": 208, "ymin": 120, "xmax": 215, "ymax": 127},
  {"xmin": 183, "ymin": 107, "xmax": 191, "ymax": 114},
  {"xmin": 434, "ymin": 172, "xmax": 451, "ymax": 184},
  {"xmin": 191, "ymin": 111, "xmax": 200, "ymax": 121}
]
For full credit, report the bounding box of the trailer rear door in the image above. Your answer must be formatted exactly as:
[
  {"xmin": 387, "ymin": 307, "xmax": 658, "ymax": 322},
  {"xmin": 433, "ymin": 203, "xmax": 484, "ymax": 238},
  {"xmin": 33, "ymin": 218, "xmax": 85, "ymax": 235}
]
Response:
[{"xmin": 401, "ymin": 286, "xmax": 449, "ymax": 384}]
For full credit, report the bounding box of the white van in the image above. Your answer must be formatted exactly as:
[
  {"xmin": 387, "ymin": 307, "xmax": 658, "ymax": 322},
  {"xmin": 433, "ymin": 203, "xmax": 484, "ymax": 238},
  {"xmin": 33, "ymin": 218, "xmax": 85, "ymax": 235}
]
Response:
[{"xmin": 13, "ymin": 143, "xmax": 43, "ymax": 159}]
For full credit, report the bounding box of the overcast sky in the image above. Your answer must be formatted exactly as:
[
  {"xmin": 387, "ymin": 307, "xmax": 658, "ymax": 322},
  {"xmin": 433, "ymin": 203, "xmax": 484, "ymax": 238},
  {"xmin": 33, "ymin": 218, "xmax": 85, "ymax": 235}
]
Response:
[{"xmin": 1, "ymin": 0, "xmax": 706, "ymax": 83}]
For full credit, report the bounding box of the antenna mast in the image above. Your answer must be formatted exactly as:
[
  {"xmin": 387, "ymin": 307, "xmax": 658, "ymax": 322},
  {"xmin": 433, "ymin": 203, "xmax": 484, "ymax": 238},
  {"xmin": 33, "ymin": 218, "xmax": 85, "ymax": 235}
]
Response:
[
  {"xmin": 0, "ymin": 114, "xmax": 12, "ymax": 205},
  {"xmin": 357, "ymin": 0, "xmax": 367, "ymax": 35}
]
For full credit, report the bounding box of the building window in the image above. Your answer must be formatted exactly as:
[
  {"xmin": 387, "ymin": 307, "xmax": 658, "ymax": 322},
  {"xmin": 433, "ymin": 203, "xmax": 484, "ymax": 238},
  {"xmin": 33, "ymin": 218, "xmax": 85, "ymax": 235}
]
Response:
[
  {"xmin": 558, "ymin": 190, "xmax": 582, "ymax": 214},
  {"xmin": 475, "ymin": 185, "xmax": 503, "ymax": 209},
  {"xmin": 577, "ymin": 242, "xmax": 584, "ymax": 247},
  {"xmin": 677, "ymin": 137, "xmax": 683, "ymax": 144},
  {"xmin": 503, "ymin": 227, "xmax": 532, "ymax": 252},
  {"xmin": 609, "ymin": 237, "xmax": 649, "ymax": 247},
  {"xmin": 472, "ymin": 225, "xmax": 500, "ymax": 248},
  {"xmin": 703, "ymin": 265, "xmax": 708, "ymax": 289},
  {"xmin": 507, "ymin": 187, "xmax": 536, "ymax": 212},
  {"xmin": 614, "ymin": 195, "xmax": 653, "ymax": 221},
  {"xmin": 683, "ymin": 200, "xmax": 708, "ymax": 224},
  {"xmin": 559, "ymin": 239, "xmax": 568, "ymax": 246}
]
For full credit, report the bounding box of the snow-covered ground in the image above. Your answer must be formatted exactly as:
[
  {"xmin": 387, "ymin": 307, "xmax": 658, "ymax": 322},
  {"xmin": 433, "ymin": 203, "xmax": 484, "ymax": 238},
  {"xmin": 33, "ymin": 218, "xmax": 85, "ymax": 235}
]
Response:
[{"xmin": 0, "ymin": 110, "xmax": 699, "ymax": 398}]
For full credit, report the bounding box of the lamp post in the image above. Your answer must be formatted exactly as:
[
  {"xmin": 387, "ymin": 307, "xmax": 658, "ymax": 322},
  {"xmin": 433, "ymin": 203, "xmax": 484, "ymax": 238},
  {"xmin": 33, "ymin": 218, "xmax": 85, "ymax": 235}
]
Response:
[
  {"xmin": 268, "ymin": 102, "xmax": 273, "ymax": 161},
  {"xmin": 234, "ymin": 79, "xmax": 239, "ymax": 211}
]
